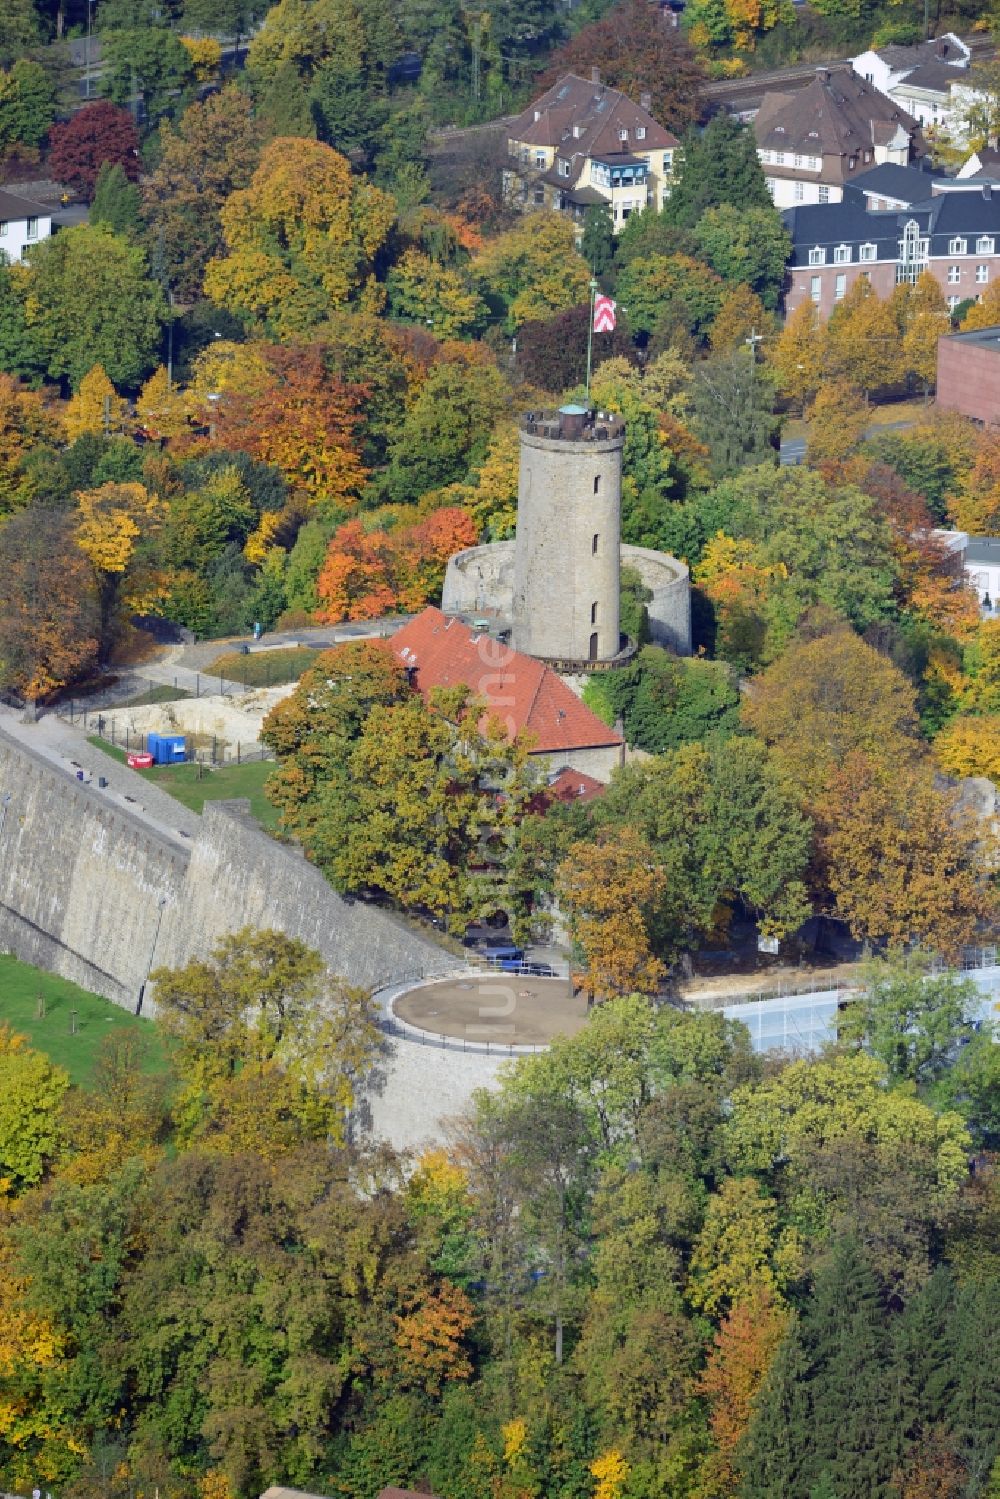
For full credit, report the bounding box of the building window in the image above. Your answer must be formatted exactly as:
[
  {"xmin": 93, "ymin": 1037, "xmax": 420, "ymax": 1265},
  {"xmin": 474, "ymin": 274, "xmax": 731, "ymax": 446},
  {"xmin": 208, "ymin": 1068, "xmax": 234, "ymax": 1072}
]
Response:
[
  {"xmin": 810, "ymin": 275, "xmax": 821, "ymax": 302},
  {"xmin": 978, "ymin": 236, "xmax": 995, "ymax": 254},
  {"xmin": 896, "ymin": 219, "xmax": 928, "ymax": 285},
  {"xmin": 558, "ymin": 158, "xmax": 570, "ymax": 177},
  {"xmin": 859, "ymin": 270, "xmax": 871, "ymax": 282},
  {"xmin": 533, "ymin": 188, "xmax": 544, "ymax": 205},
  {"xmin": 948, "ymin": 294, "xmax": 961, "ymax": 309},
  {"xmin": 592, "ymin": 533, "xmax": 599, "ymax": 554},
  {"xmin": 859, "ymin": 242, "xmax": 876, "ymax": 261},
  {"xmin": 0, "ymin": 222, "xmax": 7, "ymax": 237},
  {"xmin": 794, "ymin": 181, "xmax": 804, "ymax": 202},
  {"xmin": 25, "ymin": 218, "xmax": 38, "ymax": 240},
  {"xmin": 765, "ymin": 178, "xmax": 776, "ymax": 198},
  {"xmin": 535, "ymin": 151, "xmax": 545, "ymax": 168},
  {"xmin": 808, "ymin": 246, "xmax": 826, "ymax": 266},
  {"xmin": 948, "ymin": 264, "xmax": 961, "ymax": 283},
  {"xmin": 775, "ymin": 151, "xmax": 786, "ymax": 164},
  {"xmin": 834, "ymin": 243, "xmax": 850, "ymax": 263},
  {"xmin": 864, "ymin": 150, "xmax": 872, "ymax": 162},
  {"xmin": 662, "ymin": 151, "xmax": 673, "ymax": 172},
  {"xmin": 636, "ymin": 126, "xmax": 646, "ymax": 140},
  {"xmin": 593, "ymin": 475, "xmax": 601, "ymax": 495},
  {"xmin": 591, "ymin": 602, "xmax": 598, "ymax": 624},
  {"xmin": 978, "ymin": 264, "xmax": 989, "ymax": 284},
  {"xmin": 949, "ymin": 236, "xmax": 967, "ymax": 255},
  {"xmin": 835, "ymin": 273, "xmax": 847, "ymax": 300},
  {"xmin": 619, "ymin": 128, "xmax": 628, "ymax": 141},
  {"xmin": 848, "ymin": 155, "xmax": 857, "ymax": 169},
  {"xmin": 818, "ymin": 185, "xmax": 830, "ymax": 203}
]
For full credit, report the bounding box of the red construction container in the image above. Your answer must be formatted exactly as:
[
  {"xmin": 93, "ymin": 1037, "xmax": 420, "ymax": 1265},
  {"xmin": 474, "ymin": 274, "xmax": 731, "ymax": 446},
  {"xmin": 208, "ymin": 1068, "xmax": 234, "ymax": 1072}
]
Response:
[{"xmin": 127, "ymin": 752, "xmax": 154, "ymax": 769}]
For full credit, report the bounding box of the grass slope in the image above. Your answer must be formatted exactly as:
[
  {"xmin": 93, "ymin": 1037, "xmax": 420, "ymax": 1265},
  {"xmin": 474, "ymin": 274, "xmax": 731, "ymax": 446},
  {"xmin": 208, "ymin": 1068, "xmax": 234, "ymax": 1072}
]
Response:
[
  {"xmin": 0, "ymin": 954, "xmax": 166, "ymax": 1084},
  {"xmin": 204, "ymin": 646, "xmax": 320, "ymax": 687}
]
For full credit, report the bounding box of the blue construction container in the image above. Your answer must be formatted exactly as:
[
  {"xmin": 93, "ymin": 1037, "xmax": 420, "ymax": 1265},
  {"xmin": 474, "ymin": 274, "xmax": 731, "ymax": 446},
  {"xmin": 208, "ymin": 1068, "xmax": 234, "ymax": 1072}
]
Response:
[{"xmin": 147, "ymin": 732, "xmax": 187, "ymax": 765}]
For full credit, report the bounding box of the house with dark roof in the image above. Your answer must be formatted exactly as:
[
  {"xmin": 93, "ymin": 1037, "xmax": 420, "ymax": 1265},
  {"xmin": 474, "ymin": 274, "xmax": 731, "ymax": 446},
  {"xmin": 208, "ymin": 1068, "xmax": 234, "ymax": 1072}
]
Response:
[
  {"xmin": 848, "ymin": 160, "xmax": 943, "ymax": 210},
  {"xmin": 389, "ymin": 607, "xmax": 625, "ymax": 782},
  {"xmin": 782, "ymin": 180, "xmax": 1000, "ymax": 317},
  {"xmin": 0, "ymin": 188, "xmax": 52, "ymax": 264},
  {"xmin": 851, "ymin": 33, "xmax": 980, "ymax": 146},
  {"xmin": 755, "ymin": 65, "xmax": 924, "ymax": 209},
  {"xmin": 503, "ymin": 70, "xmax": 679, "ymax": 232}
]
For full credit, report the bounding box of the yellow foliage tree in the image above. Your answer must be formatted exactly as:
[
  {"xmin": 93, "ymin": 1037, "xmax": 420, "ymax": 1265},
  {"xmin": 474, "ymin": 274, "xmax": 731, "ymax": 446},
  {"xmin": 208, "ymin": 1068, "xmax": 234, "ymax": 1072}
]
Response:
[
  {"xmin": 180, "ymin": 34, "xmax": 221, "ymax": 81},
  {"xmin": 556, "ymin": 826, "xmax": 666, "ymax": 1001},
  {"xmin": 473, "ymin": 212, "xmax": 591, "ymax": 329},
  {"xmin": 897, "ymin": 271, "xmax": 950, "ymax": 394},
  {"xmin": 136, "ymin": 365, "xmax": 193, "ymax": 441},
  {"xmin": 75, "ymin": 482, "xmax": 167, "ymax": 628},
  {"xmin": 935, "ymin": 713, "xmax": 1000, "ymax": 783},
  {"xmin": 204, "ymin": 137, "xmax": 397, "ymax": 337},
  {"xmin": 960, "ymin": 282, "xmax": 1000, "ymax": 331},
  {"xmin": 952, "ymin": 428, "xmax": 1000, "ymax": 534},
  {"xmin": 591, "ymin": 1449, "xmax": 630, "ymax": 1499},
  {"xmin": 243, "ymin": 509, "xmax": 284, "ymax": 565},
  {"xmin": 63, "ymin": 363, "xmax": 130, "ymax": 442},
  {"xmin": 805, "ymin": 380, "xmax": 869, "ymax": 469},
  {"xmin": 826, "ymin": 280, "xmax": 903, "ymax": 394},
  {"xmin": 189, "ymin": 338, "xmax": 272, "ymax": 399},
  {"xmin": 768, "ymin": 297, "xmax": 825, "ymax": 410},
  {"xmin": 710, "ymin": 283, "xmax": 771, "ymax": 353}
]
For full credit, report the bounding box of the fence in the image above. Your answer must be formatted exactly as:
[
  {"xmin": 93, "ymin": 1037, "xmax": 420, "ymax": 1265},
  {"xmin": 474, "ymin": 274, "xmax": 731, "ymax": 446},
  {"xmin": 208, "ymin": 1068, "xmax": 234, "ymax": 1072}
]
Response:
[
  {"xmin": 59, "ymin": 672, "xmax": 249, "ymax": 722},
  {"xmin": 84, "ymin": 721, "xmax": 271, "ymax": 768}
]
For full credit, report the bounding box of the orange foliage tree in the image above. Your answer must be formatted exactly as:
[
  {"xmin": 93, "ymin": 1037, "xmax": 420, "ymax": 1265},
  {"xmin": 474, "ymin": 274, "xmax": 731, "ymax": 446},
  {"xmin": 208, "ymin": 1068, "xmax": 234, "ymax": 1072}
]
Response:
[
  {"xmin": 316, "ymin": 507, "xmax": 478, "ymax": 621},
  {"xmin": 952, "ymin": 427, "xmax": 1000, "ymax": 534},
  {"xmin": 211, "ymin": 344, "xmax": 367, "ymax": 509},
  {"xmin": 697, "ymin": 1287, "xmax": 791, "ymax": 1497}
]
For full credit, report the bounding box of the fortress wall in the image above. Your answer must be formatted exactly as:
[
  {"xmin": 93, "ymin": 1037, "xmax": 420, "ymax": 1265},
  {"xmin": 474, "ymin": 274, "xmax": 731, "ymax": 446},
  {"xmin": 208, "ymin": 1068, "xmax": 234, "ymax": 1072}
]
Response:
[
  {"xmin": 0, "ymin": 730, "xmax": 457, "ymax": 1016},
  {"xmin": 0, "ymin": 732, "xmax": 188, "ymax": 1007},
  {"xmin": 442, "ymin": 541, "xmax": 692, "ymax": 656}
]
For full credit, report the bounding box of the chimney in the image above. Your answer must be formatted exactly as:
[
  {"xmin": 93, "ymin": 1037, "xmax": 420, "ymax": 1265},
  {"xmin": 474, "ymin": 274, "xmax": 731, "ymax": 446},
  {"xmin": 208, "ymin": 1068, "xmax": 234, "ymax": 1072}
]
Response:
[
  {"xmin": 591, "ymin": 66, "xmax": 600, "ymax": 85},
  {"xmin": 640, "ymin": 90, "xmax": 652, "ymax": 111},
  {"xmin": 816, "ymin": 65, "xmax": 830, "ymax": 81},
  {"xmin": 985, "ymin": 183, "xmax": 993, "ymax": 201}
]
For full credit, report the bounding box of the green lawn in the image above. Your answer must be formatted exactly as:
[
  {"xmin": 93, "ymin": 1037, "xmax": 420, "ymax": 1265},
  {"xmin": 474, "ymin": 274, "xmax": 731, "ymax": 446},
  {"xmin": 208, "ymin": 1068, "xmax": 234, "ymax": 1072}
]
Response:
[
  {"xmin": 119, "ymin": 683, "xmax": 192, "ymax": 707},
  {"xmin": 88, "ymin": 740, "xmax": 280, "ymax": 828},
  {"xmin": 0, "ymin": 954, "xmax": 166, "ymax": 1085},
  {"xmin": 204, "ymin": 646, "xmax": 320, "ymax": 688}
]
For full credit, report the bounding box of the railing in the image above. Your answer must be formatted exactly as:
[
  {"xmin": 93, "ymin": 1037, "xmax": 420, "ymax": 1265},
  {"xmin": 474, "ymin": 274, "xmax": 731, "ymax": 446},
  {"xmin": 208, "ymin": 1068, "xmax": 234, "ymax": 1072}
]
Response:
[
  {"xmin": 372, "ymin": 966, "xmax": 558, "ymax": 1057},
  {"xmin": 82, "ymin": 722, "xmax": 271, "ymax": 768}
]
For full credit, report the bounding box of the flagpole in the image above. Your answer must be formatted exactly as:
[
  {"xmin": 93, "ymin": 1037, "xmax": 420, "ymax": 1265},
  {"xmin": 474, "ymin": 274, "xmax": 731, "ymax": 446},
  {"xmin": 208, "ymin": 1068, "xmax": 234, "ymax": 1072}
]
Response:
[{"xmin": 585, "ymin": 276, "xmax": 597, "ymax": 405}]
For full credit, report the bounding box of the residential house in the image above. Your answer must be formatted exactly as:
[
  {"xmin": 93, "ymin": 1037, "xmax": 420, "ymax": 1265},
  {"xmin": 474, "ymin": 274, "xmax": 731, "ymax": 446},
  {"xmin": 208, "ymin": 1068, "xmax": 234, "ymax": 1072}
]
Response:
[
  {"xmin": 959, "ymin": 146, "xmax": 1000, "ymax": 178},
  {"xmin": 782, "ymin": 181, "xmax": 1000, "ymax": 317},
  {"xmin": 0, "ymin": 189, "xmax": 52, "ymax": 263},
  {"xmin": 849, "ymin": 160, "xmax": 943, "ymax": 209},
  {"xmin": 851, "ymin": 33, "xmax": 979, "ymax": 144},
  {"xmin": 503, "ymin": 71, "xmax": 680, "ymax": 233},
  {"xmin": 755, "ymin": 66, "xmax": 924, "ymax": 209},
  {"xmin": 389, "ymin": 607, "xmax": 625, "ymax": 782}
]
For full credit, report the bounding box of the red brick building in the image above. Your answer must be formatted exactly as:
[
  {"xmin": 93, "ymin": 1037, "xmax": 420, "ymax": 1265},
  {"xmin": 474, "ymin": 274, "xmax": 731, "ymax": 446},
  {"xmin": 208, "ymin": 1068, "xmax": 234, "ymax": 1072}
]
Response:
[
  {"xmin": 783, "ymin": 179, "xmax": 1000, "ymax": 319},
  {"xmin": 937, "ymin": 325, "xmax": 1000, "ymax": 425}
]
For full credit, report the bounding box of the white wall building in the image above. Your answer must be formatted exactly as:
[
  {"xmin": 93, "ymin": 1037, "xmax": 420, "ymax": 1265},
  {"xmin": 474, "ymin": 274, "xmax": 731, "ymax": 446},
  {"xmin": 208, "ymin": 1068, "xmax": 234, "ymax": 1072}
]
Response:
[
  {"xmin": 0, "ymin": 189, "xmax": 52, "ymax": 264},
  {"xmin": 852, "ymin": 34, "xmax": 981, "ymax": 147}
]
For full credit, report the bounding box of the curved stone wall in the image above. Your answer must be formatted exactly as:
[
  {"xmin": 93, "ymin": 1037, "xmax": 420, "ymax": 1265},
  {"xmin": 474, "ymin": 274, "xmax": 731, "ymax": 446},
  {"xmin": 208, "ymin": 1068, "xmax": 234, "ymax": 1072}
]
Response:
[{"xmin": 442, "ymin": 541, "xmax": 691, "ymax": 656}]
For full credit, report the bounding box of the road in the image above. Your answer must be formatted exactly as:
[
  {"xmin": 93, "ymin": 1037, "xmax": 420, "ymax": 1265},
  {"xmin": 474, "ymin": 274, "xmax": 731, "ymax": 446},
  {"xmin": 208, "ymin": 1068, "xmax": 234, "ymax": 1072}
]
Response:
[{"xmin": 780, "ymin": 416, "xmax": 916, "ymax": 466}]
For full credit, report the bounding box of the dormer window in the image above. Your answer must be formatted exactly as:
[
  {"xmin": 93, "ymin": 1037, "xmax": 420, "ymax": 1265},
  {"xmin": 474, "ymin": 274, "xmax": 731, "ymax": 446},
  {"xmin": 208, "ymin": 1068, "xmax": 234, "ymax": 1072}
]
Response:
[
  {"xmin": 808, "ymin": 246, "xmax": 826, "ymax": 266},
  {"xmin": 534, "ymin": 110, "xmax": 541, "ymax": 122},
  {"xmin": 949, "ymin": 236, "xmax": 967, "ymax": 254},
  {"xmin": 573, "ymin": 124, "xmax": 582, "ymax": 138},
  {"xmin": 859, "ymin": 242, "xmax": 876, "ymax": 261},
  {"xmin": 636, "ymin": 125, "xmax": 646, "ymax": 140},
  {"xmin": 558, "ymin": 157, "xmax": 571, "ymax": 177},
  {"xmin": 834, "ymin": 243, "xmax": 850, "ymax": 263},
  {"xmin": 977, "ymin": 235, "xmax": 995, "ymax": 254},
  {"xmin": 619, "ymin": 127, "xmax": 629, "ymax": 141}
]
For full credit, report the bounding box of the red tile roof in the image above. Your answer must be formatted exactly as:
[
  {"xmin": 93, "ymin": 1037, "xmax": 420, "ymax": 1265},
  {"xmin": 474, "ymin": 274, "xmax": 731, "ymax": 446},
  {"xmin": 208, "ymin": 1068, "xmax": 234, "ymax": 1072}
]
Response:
[
  {"xmin": 547, "ymin": 767, "xmax": 607, "ymax": 804},
  {"xmin": 389, "ymin": 608, "xmax": 622, "ymax": 755}
]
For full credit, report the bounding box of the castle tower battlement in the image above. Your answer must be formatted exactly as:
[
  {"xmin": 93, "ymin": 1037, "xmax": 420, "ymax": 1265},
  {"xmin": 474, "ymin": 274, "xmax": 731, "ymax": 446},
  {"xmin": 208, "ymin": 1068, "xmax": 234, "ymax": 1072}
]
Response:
[{"xmin": 511, "ymin": 405, "xmax": 625, "ymax": 665}]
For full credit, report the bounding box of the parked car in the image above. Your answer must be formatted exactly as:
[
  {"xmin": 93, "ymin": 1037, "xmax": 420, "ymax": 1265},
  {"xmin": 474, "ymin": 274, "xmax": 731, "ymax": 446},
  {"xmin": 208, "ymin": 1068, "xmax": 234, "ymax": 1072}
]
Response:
[{"xmin": 484, "ymin": 945, "xmax": 525, "ymax": 968}]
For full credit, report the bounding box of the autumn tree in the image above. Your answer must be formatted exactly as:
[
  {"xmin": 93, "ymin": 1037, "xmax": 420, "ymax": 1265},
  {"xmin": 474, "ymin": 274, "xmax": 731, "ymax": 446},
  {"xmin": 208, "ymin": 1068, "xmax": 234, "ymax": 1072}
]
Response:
[
  {"xmin": 204, "ymin": 136, "xmax": 396, "ymax": 336},
  {"xmin": 74, "ymin": 480, "xmax": 166, "ymax": 644},
  {"xmin": 952, "ymin": 427, "xmax": 1000, "ymax": 534},
  {"xmin": 386, "ymin": 248, "xmax": 485, "ymax": 337},
  {"xmin": 210, "ymin": 343, "xmax": 367, "ymax": 508},
  {"xmin": 697, "ymin": 1287, "xmax": 791, "ymax": 1497},
  {"xmin": 616, "ymin": 252, "xmax": 724, "ymax": 341},
  {"xmin": 935, "ymin": 713, "xmax": 1000, "ymax": 782},
  {"xmin": 383, "ymin": 353, "xmax": 510, "ymax": 504},
  {"xmin": 692, "ymin": 203, "xmax": 790, "ymax": 311},
  {"xmin": 742, "ymin": 615, "xmax": 922, "ymax": 808},
  {"xmin": 316, "ymin": 507, "xmax": 478, "ymax": 621},
  {"xmin": 0, "ymin": 1024, "xmax": 69, "ymax": 1189},
  {"xmin": 143, "ymin": 85, "xmax": 263, "ymax": 299},
  {"xmin": 769, "ymin": 296, "xmax": 825, "ymax": 410},
  {"xmin": 47, "ymin": 100, "xmax": 139, "ymax": 197},
  {"xmin": 897, "ymin": 270, "xmax": 950, "ymax": 395},
  {"xmin": 826, "ymin": 279, "xmax": 903, "ymax": 394},
  {"xmin": 555, "ymin": 826, "xmax": 666, "ymax": 1000},
  {"xmin": 0, "ymin": 508, "xmax": 100, "ymax": 700},
  {"xmin": 0, "ymin": 373, "xmax": 65, "ymax": 518},
  {"xmin": 473, "ymin": 213, "xmax": 590, "ymax": 330},
  {"xmin": 815, "ymin": 751, "xmax": 994, "ymax": 957},
  {"xmin": 806, "ymin": 379, "xmax": 868, "ymax": 470},
  {"xmin": 536, "ymin": 0, "xmax": 705, "ymax": 130},
  {"xmin": 709, "ymin": 284, "xmax": 771, "ymax": 354},
  {"xmin": 959, "ymin": 280, "xmax": 1000, "ymax": 332},
  {"xmin": 63, "ymin": 363, "xmax": 131, "ymax": 442}
]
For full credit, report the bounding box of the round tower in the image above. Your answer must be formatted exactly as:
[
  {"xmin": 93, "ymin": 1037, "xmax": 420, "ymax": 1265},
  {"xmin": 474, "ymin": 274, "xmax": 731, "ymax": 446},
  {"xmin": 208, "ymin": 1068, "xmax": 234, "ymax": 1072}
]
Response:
[{"xmin": 511, "ymin": 404, "xmax": 625, "ymax": 665}]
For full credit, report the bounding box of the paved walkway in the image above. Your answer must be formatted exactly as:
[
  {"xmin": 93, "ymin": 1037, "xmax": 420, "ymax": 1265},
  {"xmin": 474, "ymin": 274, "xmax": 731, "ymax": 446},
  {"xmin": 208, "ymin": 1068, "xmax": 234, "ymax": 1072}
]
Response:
[
  {"xmin": 173, "ymin": 618, "xmax": 412, "ymax": 675},
  {"xmin": 0, "ymin": 704, "xmax": 201, "ymax": 849}
]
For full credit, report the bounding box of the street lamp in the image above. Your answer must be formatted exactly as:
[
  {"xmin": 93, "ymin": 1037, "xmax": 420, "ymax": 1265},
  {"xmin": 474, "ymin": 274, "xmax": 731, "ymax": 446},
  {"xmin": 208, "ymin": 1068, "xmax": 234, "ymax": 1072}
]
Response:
[
  {"xmin": 136, "ymin": 895, "xmax": 167, "ymax": 1016},
  {"xmin": 206, "ymin": 390, "xmax": 220, "ymax": 441}
]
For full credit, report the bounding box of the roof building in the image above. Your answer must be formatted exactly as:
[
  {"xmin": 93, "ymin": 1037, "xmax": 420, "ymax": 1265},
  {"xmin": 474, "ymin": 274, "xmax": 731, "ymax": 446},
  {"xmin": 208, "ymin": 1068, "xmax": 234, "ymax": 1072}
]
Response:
[
  {"xmin": 503, "ymin": 70, "xmax": 679, "ymax": 231},
  {"xmin": 937, "ymin": 324, "xmax": 1000, "ymax": 426},
  {"xmin": 782, "ymin": 181, "xmax": 1000, "ymax": 317},
  {"xmin": 755, "ymin": 65, "xmax": 924, "ymax": 209},
  {"xmin": 851, "ymin": 33, "xmax": 980, "ymax": 146},
  {"xmin": 389, "ymin": 607, "xmax": 625, "ymax": 782},
  {"xmin": 0, "ymin": 188, "xmax": 53, "ymax": 264}
]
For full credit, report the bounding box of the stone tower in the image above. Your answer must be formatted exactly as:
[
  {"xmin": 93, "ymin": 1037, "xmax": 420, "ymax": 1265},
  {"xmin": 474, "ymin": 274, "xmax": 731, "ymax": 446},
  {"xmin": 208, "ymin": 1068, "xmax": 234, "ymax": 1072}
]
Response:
[{"xmin": 511, "ymin": 404, "xmax": 625, "ymax": 665}]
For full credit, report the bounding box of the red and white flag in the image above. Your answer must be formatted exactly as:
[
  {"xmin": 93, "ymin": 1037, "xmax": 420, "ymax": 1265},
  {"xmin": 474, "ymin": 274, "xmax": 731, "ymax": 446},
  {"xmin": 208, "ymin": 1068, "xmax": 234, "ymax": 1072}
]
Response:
[{"xmin": 593, "ymin": 294, "xmax": 617, "ymax": 333}]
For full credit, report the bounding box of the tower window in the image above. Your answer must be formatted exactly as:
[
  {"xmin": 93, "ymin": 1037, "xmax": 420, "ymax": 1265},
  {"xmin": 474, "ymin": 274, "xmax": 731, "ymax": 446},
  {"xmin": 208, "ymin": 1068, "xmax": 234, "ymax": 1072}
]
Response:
[
  {"xmin": 593, "ymin": 475, "xmax": 600, "ymax": 494},
  {"xmin": 592, "ymin": 533, "xmax": 599, "ymax": 554},
  {"xmin": 591, "ymin": 601, "xmax": 598, "ymax": 624}
]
